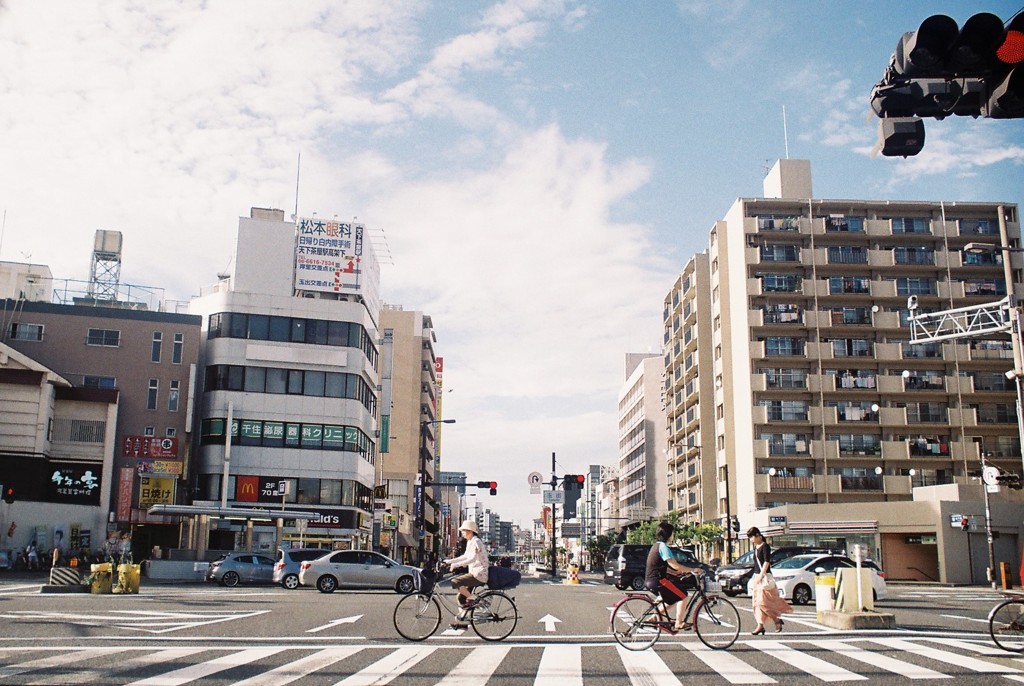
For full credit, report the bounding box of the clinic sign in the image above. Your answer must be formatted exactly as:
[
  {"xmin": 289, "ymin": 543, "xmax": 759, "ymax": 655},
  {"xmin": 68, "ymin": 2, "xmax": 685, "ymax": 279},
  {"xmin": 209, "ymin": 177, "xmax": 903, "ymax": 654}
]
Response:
[
  {"xmin": 294, "ymin": 217, "xmax": 364, "ymax": 293},
  {"xmin": 294, "ymin": 215, "xmax": 382, "ymax": 326}
]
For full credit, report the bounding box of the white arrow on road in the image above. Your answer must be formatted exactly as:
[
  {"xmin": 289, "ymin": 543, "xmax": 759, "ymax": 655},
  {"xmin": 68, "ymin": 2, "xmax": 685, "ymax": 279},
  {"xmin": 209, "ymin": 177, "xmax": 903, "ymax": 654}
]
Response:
[
  {"xmin": 306, "ymin": 615, "xmax": 363, "ymax": 633},
  {"xmin": 537, "ymin": 614, "xmax": 562, "ymax": 632}
]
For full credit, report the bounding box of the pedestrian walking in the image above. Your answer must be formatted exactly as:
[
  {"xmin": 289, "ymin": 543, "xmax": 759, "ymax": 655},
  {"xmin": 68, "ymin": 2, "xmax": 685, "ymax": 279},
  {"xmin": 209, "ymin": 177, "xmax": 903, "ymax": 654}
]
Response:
[
  {"xmin": 26, "ymin": 542, "xmax": 38, "ymax": 571},
  {"xmin": 747, "ymin": 527, "xmax": 792, "ymax": 635}
]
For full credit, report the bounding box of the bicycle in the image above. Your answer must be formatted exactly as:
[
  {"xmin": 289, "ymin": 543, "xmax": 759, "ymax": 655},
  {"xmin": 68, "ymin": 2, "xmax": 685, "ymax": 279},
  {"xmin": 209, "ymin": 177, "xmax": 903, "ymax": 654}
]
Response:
[
  {"xmin": 989, "ymin": 591, "xmax": 1024, "ymax": 652},
  {"xmin": 393, "ymin": 565, "xmax": 519, "ymax": 641},
  {"xmin": 610, "ymin": 571, "xmax": 741, "ymax": 650}
]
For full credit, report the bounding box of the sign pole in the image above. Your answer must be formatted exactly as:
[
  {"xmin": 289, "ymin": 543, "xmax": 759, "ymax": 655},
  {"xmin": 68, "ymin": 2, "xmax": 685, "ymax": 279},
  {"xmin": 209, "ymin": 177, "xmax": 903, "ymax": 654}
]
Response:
[{"xmin": 550, "ymin": 452, "xmax": 558, "ymax": 580}]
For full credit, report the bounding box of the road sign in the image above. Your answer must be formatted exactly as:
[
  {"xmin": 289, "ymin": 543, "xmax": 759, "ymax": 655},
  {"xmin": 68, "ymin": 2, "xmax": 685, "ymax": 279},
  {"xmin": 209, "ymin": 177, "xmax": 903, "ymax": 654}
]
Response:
[
  {"xmin": 542, "ymin": 490, "xmax": 564, "ymax": 504},
  {"xmin": 528, "ymin": 471, "xmax": 543, "ymax": 495},
  {"xmin": 983, "ymin": 465, "xmax": 1000, "ymax": 486}
]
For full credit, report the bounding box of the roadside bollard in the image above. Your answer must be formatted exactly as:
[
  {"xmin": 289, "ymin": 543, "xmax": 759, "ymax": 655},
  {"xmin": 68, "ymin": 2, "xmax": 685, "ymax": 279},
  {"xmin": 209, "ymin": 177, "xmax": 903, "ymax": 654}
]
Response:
[{"xmin": 565, "ymin": 564, "xmax": 580, "ymax": 585}]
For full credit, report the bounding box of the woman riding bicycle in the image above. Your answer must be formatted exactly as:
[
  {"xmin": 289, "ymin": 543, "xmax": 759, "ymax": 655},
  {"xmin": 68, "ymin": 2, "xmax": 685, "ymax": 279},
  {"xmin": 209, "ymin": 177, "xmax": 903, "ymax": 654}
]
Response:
[
  {"xmin": 442, "ymin": 519, "xmax": 489, "ymax": 630},
  {"xmin": 646, "ymin": 521, "xmax": 703, "ymax": 632}
]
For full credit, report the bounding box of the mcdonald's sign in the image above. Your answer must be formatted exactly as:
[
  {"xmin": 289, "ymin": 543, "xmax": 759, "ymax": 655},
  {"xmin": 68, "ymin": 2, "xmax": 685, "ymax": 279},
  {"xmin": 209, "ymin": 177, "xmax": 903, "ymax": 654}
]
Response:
[{"xmin": 236, "ymin": 475, "xmax": 259, "ymax": 502}]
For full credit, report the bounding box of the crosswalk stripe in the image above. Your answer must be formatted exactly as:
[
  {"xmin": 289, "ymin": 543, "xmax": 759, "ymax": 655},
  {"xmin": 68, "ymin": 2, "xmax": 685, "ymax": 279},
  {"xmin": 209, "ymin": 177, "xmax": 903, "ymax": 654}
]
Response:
[
  {"xmin": 124, "ymin": 647, "xmax": 287, "ymax": 686},
  {"xmin": 331, "ymin": 646, "xmax": 433, "ymax": 686},
  {"xmin": 230, "ymin": 647, "xmax": 361, "ymax": 686},
  {"xmin": 31, "ymin": 648, "xmax": 205, "ymax": 685},
  {"xmin": 534, "ymin": 644, "xmax": 582, "ymax": 686},
  {"xmin": 435, "ymin": 645, "xmax": 512, "ymax": 686},
  {"xmin": 920, "ymin": 635, "xmax": 1019, "ymax": 657},
  {"xmin": 867, "ymin": 637, "xmax": 1020, "ymax": 673},
  {"xmin": 806, "ymin": 640, "xmax": 950, "ymax": 680},
  {"xmin": 616, "ymin": 644, "xmax": 683, "ymax": 686},
  {"xmin": 750, "ymin": 640, "xmax": 866, "ymax": 681},
  {"xmin": 683, "ymin": 641, "xmax": 775, "ymax": 684},
  {"xmin": 0, "ymin": 647, "xmax": 133, "ymax": 681}
]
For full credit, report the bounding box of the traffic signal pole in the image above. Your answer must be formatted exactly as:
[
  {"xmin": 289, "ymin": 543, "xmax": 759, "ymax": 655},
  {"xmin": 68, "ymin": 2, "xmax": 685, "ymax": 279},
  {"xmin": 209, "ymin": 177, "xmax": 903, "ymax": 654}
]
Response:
[{"xmin": 550, "ymin": 452, "xmax": 558, "ymax": 580}]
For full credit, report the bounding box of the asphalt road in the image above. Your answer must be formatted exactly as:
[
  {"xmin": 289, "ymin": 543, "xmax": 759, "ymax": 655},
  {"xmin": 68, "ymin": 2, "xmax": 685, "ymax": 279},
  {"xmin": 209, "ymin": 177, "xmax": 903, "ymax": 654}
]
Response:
[{"xmin": 0, "ymin": 571, "xmax": 1019, "ymax": 685}]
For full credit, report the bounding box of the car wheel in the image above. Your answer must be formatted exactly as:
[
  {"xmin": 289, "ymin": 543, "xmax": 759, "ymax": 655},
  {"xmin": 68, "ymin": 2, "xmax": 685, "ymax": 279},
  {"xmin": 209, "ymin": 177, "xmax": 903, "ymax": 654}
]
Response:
[
  {"xmin": 221, "ymin": 571, "xmax": 240, "ymax": 588},
  {"xmin": 724, "ymin": 590, "xmax": 739, "ymax": 597},
  {"xmin": 629, "ymin": 575, "xmax": 646, "ymax": 591},
  {"xmin": 281, "ymin": 574, "xmax": 299, "ymax": 590},
  {"xmin": 396, "ymin": 575, "xmax": 415, "ymax": 594},
  {"xmin": 792, "ymin": 584, "xmax": 812, "ymax": 605},
  {"xmin": 614, "ymin": 582, "xmax": 627, "ymax": 590},
  {"xmin": 317, "ymin": 575, "xmax": 338, "ymax": 594}
]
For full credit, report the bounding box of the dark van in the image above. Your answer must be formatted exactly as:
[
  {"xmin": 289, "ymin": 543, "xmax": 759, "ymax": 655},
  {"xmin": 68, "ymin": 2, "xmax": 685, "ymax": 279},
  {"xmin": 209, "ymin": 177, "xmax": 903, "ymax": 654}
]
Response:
[{"xmin": 603, "ymin": 543, "xmax": 711, "ymax": 591}]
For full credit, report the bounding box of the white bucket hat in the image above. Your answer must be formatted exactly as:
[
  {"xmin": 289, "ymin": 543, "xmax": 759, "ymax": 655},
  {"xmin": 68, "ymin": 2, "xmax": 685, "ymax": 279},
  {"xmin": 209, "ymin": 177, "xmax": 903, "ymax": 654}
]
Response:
[{"xmin": 458, "ymin": 520, "xmax": 479, "ymax": 534}]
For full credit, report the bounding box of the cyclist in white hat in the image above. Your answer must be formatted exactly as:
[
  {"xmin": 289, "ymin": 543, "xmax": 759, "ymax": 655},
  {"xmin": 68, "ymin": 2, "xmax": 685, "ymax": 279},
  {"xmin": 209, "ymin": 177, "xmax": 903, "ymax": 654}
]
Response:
[{"xmin": 443, "ymin": 519, "xmax": 489, "ymax": 629}]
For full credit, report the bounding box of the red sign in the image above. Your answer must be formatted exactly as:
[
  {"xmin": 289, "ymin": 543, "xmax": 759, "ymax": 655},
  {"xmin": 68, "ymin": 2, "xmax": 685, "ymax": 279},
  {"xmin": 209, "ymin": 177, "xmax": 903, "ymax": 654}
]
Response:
[
  {"xmin": 122, "ymin": 436, "xmax": 178, "ymax": 458},
  {"xmin": 116, "ymin": 468, "xmax": 134, "ymax": 522},
  {"xmin": 236, "ymin": 476, "xmax": 259, "ymax": 502}
]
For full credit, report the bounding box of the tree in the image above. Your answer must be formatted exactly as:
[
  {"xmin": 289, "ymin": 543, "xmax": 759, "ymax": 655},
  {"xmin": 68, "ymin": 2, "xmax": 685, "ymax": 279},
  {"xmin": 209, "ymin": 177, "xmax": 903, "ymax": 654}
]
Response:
[{"xmin": 585, "ymin": 533, "xmax": 617, "ymax": 568}]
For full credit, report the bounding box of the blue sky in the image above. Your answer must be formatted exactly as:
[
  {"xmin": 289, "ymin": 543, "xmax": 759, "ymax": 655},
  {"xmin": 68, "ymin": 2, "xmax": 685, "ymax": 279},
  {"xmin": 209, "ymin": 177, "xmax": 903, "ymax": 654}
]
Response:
[{"xmin": 1, "ymin": 1, "xmax": 1023, "ymax": 526}]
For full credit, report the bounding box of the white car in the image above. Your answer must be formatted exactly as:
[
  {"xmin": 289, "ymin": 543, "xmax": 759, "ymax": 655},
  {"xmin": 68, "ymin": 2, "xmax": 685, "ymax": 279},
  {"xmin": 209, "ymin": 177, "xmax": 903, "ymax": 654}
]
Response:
[
  {"xmin": 298, "ymin": 549, "xmax": 417, "ymax": 594},
  {"xmin": 747, "ymin": 554, "xmax": 887, "ymax": 605}
]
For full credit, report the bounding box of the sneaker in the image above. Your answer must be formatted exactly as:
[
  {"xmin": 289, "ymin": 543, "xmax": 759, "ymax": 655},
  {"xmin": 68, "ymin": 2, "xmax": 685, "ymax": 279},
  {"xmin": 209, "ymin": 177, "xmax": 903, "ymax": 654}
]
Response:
[{"xmin": 449, "ymin": 622, "xmax": 468, "ymax": 630}]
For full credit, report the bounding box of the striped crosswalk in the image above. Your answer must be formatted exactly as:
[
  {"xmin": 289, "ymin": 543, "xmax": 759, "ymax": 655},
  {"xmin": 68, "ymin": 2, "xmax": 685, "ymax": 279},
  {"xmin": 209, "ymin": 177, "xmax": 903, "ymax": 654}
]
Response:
[{"xmin": 0, "ymin": 636, "xmax": 1018, "ymax": 685}]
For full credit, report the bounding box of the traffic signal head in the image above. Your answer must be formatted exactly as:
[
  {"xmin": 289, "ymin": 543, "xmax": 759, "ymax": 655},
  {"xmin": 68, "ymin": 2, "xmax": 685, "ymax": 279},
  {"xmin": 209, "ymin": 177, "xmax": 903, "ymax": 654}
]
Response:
[
  {"xmin": 475, "ymin": 481, "xmax": 497, "ymax": 495},
  {"xmin": 562, "ymin": 474, "xmax": 585, "ymax": 490},
  {"xmin": 997, "ymin": 473, "xmax": 1023, "ymax": 489},
  {"xmin": 731, "ymin": 516, "xmax": 740, "ymax": 534},
  {"xmin": 892, "ymin": 15, "xmax": 960, "ymax": 77},
  {"xmin": 961, "ymin": 515, "xmax": 970, "ymax": 531},
  {"xmin": 2, "ymin": 486, "xmax": 13, "ymax": 504}
]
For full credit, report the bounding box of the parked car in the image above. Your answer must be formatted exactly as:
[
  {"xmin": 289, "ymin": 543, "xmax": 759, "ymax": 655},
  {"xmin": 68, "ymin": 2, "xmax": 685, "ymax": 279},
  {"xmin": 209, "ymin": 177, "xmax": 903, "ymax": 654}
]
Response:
[
  {"xmin": 716, "ymin": 546, "xmax": 832, "ymax": 597},
  {"xmin": 603, "ymin": 543, "xmax": 712, "ymax": 591},
  {"xmin": 207, "ymin": 552, "xmax": 276, "ymax": 587},
  {"xmin": 274, "ymin": 547, "xmax": 329, "ymax": 589},
  {"xmin": 746, "ymin": 553, "xmax": 888, "ymax": 605},
  {"xmin": 299, "ymin": 549, "xmax": 417, "ymax": 594}
]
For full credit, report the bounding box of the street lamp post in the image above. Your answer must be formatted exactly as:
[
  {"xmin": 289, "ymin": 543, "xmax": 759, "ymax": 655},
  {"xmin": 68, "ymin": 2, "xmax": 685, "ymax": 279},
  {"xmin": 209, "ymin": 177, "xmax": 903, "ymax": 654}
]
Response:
[{"xmin": 417, "ymin": 418, "xmax": 456, "ymax": 565}]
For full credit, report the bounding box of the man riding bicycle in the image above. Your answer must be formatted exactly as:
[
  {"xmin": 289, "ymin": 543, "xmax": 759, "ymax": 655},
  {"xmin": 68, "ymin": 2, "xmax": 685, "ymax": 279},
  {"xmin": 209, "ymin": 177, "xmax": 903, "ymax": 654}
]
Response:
[
  {"xmin": 646, "ymin": 521, "xmax": 704, "ymax": 632},
  {"xmin": 442, "ymin": 519, "xmax": 489, "ymax": 629}
]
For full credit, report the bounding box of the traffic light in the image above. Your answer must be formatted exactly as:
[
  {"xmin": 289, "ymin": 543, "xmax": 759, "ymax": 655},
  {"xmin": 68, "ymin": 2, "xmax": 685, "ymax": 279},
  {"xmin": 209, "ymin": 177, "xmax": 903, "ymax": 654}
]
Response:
[
  {"xmin": 476, "ymin": 481, "xmax": 497, "ymax": 496},
  {"xmin": 961, "ymin": 515, "xmax": 970, "ymax": 531},
  {"xmin": 562, "ymin": 474, "xmax": 585, "ymax": 490},
  {"xmin": 731, "ymin": 516, "xmax": 740, "ymax": 534},
  {"xmin": 870, "ymin": 12, "xmax": 1024, "ymax": 155},
  {"xmin": 997, "ymin": 473, "xmax": 1023, "ymax": 489},
  {"xmin": 2, "ymin": 485, "xmax": 13, "ymax": 504}
]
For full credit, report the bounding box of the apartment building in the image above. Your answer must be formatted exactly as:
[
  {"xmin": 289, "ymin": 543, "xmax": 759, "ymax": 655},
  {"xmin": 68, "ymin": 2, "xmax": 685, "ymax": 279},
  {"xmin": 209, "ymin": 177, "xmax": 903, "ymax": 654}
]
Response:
[
  {"xmin": 188, "ymin": 208, "xmax": 381, "ymax": 552},
  {"xmin": 616, "ymin": 353, "xmax": 668, "ymax": 523},
  {"xmin": 378, "ymin": 307, "xmax": 444, "ymax": 563},
  {"xmin": 662, "ymin": 159, "xmax": 1024, "ymax": 582}
]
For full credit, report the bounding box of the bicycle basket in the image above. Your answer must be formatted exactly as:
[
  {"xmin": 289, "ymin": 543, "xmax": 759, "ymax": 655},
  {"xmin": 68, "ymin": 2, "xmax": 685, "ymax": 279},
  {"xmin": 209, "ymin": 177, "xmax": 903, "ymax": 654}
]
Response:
[
  {"xmin": 703, "ymin": 575, "xmax": 722, "ymax": 594},
  {"xmin": 487, "ymin": 565, "xmax": 521, "ymax": 590},
  {"xmin": 414, "ymin": 568, "xmax": 437, "ymax": 594}
]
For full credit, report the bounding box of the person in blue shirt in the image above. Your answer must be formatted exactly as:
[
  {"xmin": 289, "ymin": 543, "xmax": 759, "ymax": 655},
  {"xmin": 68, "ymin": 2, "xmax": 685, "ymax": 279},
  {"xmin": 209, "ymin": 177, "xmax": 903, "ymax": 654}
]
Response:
[{"xmin": 644, "ymin": 521, "xmax": 704, "ymax": 631}]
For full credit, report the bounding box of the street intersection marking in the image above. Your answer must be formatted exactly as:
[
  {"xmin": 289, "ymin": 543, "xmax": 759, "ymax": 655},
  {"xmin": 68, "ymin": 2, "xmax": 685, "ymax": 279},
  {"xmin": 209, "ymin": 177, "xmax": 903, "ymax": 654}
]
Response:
[
  {"xmin": 306, "ymin": 615, "xmax": 363, "ymax": 633},
  {"xmin": 0, "ymin": 609, "xmax": 270, "ymax": 634}
]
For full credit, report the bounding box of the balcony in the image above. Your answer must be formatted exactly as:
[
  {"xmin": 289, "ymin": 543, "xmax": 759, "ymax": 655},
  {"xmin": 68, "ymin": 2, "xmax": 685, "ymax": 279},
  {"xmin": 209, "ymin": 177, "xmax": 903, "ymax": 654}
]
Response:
[
  {"xmin": 808, "ymin": 374, "xmax": 836, "ymax": 394},
  {"xmin": 869, "ymin": 280, "xmax": 898, "ymax": 298},
  {"xmin": 875, "ymin": 343, "xmax": 902, "ymax": 361},
  {"xmin": 937, "ymin": 281, "xmax": 967, "ymax": 299},
  {"xmin": 877, "ymin": 375, "xmax": 904, "ymax": 393},
  {"xmin": 947, "ymin": 407, "xmax": 977, "ymax": 426},
  {"xmin": 881, "ymin": 440, "xmax": 911, "ymax": 460},
  {"xmin": 871, "ymin": 311, "xmax": 902, "ymax": 329},
  {"xmin": 840, "ymin": 475, "xmax": 883, "ymax": 492},
  {"xmin": 868, "ymin": 249, "xmax": 896, "ymax": 267}
]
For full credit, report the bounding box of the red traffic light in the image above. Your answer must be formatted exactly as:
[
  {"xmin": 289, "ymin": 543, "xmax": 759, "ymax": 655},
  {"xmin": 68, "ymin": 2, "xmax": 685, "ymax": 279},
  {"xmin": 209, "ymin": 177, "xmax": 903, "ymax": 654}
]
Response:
[
  {"xmin": 2, "ymin": 486, "xmax": 14, "ymax": 504},
  {"xmin": 475, "ymin": 481, "xmax": 497, "ymax": 495}
]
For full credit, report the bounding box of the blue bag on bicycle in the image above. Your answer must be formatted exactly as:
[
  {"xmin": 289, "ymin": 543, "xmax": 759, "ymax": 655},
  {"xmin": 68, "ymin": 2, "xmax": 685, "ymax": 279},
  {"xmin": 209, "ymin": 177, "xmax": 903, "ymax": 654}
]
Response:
[{"xmin": 487, "ymin": 565, "xmax": 521, "ymax": 590}]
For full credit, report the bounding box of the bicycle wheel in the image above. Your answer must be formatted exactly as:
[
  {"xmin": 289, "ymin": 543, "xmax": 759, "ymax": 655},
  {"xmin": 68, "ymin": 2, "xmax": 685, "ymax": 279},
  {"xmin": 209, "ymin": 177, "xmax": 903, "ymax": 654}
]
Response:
[
  {"xmin": 394, "ymin": 592, "xmax": 441, "ymax": 641},
  {"xmin": 990, "ymin": 598, "xmax": 1024, "ymax": 652},
  {"xmin": 470, "ymin": 591, "xmax": 518, "ymax": 641},
  {"xmin": 693, "ymin": 595, "xmax": 741, "ymax": 650},
  {"xmin": 611, "ymin": 594, "xmax": 661, "ymax": 651}
]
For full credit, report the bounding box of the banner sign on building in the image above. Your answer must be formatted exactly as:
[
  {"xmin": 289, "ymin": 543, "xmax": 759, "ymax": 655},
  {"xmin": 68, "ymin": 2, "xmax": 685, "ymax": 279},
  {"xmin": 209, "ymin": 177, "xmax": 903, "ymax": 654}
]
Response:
[
  {"xmin": 294, "ymin": 216, "xmax": 381, "ymax": 326},
  {"xmin": 122, "ymin": 436, "xmax": 178, "ymax": 458},
  {"xmin": 138, "ymin": 476, "xmax": 175, "ymax": 507},
  {"xmin": 116, "ymin": 468, "xmax": 134, "ymax": 521},
  {"xmin": 48, "ymin": 465, "xmax": 101, "ymax": 505},
  {"xmin": 136, "ymin": 460, "xmax": 183, "ymax": 476}
]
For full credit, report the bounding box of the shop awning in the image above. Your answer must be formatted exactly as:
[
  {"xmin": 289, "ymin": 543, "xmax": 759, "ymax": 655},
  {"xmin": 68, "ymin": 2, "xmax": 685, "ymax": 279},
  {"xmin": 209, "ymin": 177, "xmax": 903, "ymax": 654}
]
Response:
[
  {"xmin": 147, "ymin": 504, "xmax": 319, "ymax": 521},
  {"xmin": 787, "ymin": 520, "xmax": 878, "ymax": 535}
]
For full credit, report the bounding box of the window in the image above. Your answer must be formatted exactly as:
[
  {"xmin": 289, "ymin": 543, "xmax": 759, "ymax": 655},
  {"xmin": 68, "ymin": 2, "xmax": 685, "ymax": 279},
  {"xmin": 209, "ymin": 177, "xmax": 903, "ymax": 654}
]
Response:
[
  {"xmin": 762, "ymin": 274, "xmax": 801, "ymax": 292},
  {"xmin": 762, "ymin": 304, "xmax": 802, "ymax": 324},
  {"xmin": 144, "ymin": 426, "xmax": 155, "ymax": 437},
  {"xmin": 168, "ymin": 380, "xmax": 180, "ymax": 412},
  {"xmin": 896, "ymin": 277, "xmax": 936, "ymax": 296},
  {"xmin": 831, "ymin": 307, "xmax": 870, "ymax": 325},
  {"xmin": 890, "ymin": 217, "xmax": 930, "ymax": 234},
  {"xmin": 765, "ymin": 337, "xmax": 805, "ymax": 356},
  {"xmin": 166, "ymin": 427, "xmax": 176, "ymax": 437},
  {"xmin": 87, "ymin": 328, "xmax": 120, "ymax": 347},
  {"xmin": 83, "ymin": 375, "xmax": 116, "ymax": 389},
  {"xmin": 147, "ymin": 379, "xmax": 159, "ymax": 410},
  {"xmin": 894, "ymin": 246, "xmax": 935, "ymax": 265},
  {"xmin": 759, "ymin": 367, "xmax": 807, "ymax": 389},
  {"xmin": 825, "ymin": 216, "xmax": 864, "ymax": 233},
  {"xmin": 760, "ymin": 244, "xmax": 800, "ymax": 262},
  {"xmin": 759, "ymin": 399, "xmax": 809, "ymax": 421},
  {"xmin": 151, "ymin": 332, "xmax": 162, "ymax": 362},
  {"xmin": 829, "ymin": 276, "xmax": 870, "ymax": 294},
  {"xmin": 9, "ymin": 323, "xmax": 43, "ymax": 341},
  {"xmin": 827, "ymin": 246, "xmax": 868, "ymax": 264},
  {"xmin": 172, "ymin": 333, "xmax": 184, "ymax": 364}
]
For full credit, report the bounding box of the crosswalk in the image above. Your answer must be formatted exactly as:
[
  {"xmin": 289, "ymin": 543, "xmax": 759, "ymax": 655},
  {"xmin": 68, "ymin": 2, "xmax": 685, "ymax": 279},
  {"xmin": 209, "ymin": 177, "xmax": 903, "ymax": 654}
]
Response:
[{"xmin": 0, "ymin": 635, "xmax": 1020, "ymax": 685}]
